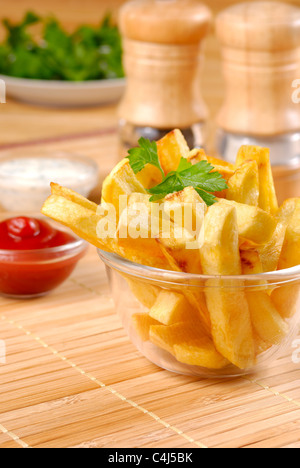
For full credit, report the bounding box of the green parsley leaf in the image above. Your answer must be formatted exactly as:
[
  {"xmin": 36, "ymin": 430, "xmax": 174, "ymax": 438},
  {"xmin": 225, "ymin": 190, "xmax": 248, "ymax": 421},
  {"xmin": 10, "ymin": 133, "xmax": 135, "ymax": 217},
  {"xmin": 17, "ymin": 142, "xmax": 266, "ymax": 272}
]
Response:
[
  {"xmin": 127, "ymin": 137, "xmax": 165, "ymax": 179},
  {"xmin": 126, "ymin": 138, "xmax": 228, "ymax": 206}
]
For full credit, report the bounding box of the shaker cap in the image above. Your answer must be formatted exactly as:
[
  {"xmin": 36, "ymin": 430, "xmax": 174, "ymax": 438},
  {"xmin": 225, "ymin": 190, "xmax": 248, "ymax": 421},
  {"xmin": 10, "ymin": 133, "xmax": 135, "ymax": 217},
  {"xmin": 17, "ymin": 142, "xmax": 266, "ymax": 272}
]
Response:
[
  {"xmin": 216, "ymin": 1, "xmax": 300, "ymax": 51},
  {"xmin": 119, "ymin": 0, "xmax": 212, "ymax": 45}
]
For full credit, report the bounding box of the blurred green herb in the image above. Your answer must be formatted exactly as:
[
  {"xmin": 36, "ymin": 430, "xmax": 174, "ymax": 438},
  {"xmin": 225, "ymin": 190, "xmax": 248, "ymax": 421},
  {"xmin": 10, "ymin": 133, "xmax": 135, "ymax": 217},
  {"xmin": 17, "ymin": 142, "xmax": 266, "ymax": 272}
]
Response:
[{"xmin": 0, "ymin": 11, "xmax": 124, "ymax": 81}]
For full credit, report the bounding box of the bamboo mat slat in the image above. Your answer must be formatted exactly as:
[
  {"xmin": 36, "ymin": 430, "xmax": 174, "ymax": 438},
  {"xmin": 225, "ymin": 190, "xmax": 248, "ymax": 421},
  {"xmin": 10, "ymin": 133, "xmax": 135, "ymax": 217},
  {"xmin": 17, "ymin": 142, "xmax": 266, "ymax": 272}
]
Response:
[{"xmin": 0, "ymin": 244, "xmax": 299, "ymax": 448}]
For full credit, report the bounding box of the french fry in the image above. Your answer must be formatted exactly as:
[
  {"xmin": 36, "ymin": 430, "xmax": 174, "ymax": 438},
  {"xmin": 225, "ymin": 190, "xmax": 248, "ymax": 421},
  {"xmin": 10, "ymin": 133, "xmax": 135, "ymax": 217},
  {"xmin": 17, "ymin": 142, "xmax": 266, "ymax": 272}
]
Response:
[
  {"xmin": 200, "ymin": 203, "xmax": 255, "ymax": 369},
  {"xmin": 187, "ymin": 149, "xmax": 235, "ymax": 170},
  {"xmin": 157, "ymin": 129, "xmax": 190, "ymax": 174},
  {"xmin": 247, "ymin": 292, "xmax": 288, "ymax": 345},
  {"xmin": 102, "ymin": 159, "xmax": 147, "ymax": 217},
  {"xmin": 227, "ymin": 160, "xmax": 259, "ymax": 206},
  {"xmin": 150, "ymin": 322, "xmax": 229, "ymax": 369},
  {"xmin": 240, "ymin": 249, "xmax": 263, "ymax": 275},
  {"xmin": 258, "ymin": 221, "xmax": 287, "ymax": 272},
  {"xmin": 149, "ymin": 290, "xmax": 198, "ymax": 325},
  {"xmin": 235, "ymin": 146, "xmax": 278, "ymax": 214},
  {"xmin": 218, "ymin": 199, "xmax": 276, "ymax": 245},
  {"xmin": 241, "ymin": 249, "xmax": 289, "ymax": 345},
  {"xmin": 277, "ymin": 199, "xmax": 300, "ymax": 270},
  {"xmin": 272, "ymin": 199, "xmax": 300, "ymax": 318},
  {"xmin": 128, "ymin": 280, "xmax": 161, "ymax": 309},
  {"xmin": 41, "ymin": 194, "xmax": 122, "ymax": 254},
  {"xmin": 50, "ymin": 183, "xmax": 99, "ymax": 212},
  {"xmin": 131, "ymin": 314, "xmax": 160, "ymax": 341},
  {"xmin": 257, "ymin": 199, "xmax": 299, "ymax": 272},
  {"xmin": 159, "ymin": 187, "xmax": 206, "ymax": 274}
]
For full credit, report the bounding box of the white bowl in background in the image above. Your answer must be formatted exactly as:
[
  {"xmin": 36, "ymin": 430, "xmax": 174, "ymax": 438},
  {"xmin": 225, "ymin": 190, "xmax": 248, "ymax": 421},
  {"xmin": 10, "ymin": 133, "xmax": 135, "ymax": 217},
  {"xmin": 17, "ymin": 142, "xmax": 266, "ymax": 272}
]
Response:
[
  {"xmin": 0, "ymin": 152, "xmax": 99, "ymax": 212},
  {"xmin": 0, "ymin": 75, "xmax": 126, "ymax": 107}
]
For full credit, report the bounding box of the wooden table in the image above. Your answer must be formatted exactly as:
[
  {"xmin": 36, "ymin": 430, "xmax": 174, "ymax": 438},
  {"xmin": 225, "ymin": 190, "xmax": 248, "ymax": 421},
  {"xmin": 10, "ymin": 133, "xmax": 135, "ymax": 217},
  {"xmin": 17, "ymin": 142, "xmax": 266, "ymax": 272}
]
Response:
[{"xmin": 0, "ymin": 0, "xmax": 300, "ymax": 449}]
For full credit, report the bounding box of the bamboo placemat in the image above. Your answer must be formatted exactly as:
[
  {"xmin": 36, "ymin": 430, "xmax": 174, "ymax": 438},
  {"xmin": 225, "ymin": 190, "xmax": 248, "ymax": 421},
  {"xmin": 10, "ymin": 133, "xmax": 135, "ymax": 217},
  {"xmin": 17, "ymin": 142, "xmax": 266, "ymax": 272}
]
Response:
[{"xmin": 0, "ymin": 131, "xmax": 300, "ymax": 449}]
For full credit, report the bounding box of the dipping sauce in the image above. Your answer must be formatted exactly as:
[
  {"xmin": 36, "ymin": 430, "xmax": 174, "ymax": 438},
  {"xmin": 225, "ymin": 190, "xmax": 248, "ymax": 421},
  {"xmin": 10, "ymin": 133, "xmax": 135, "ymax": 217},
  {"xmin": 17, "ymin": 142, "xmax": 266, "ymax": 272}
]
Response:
[
  {"xmin": 0, "ymin": 216, "xmax": 75, "ymax": 251},
  {"xmin": 0, "ymin": 154, "xmax": 99, "ymax": 212},
  {"xmin": 0, "ymin": 216, "xmax": 87, "ymax": 299}
]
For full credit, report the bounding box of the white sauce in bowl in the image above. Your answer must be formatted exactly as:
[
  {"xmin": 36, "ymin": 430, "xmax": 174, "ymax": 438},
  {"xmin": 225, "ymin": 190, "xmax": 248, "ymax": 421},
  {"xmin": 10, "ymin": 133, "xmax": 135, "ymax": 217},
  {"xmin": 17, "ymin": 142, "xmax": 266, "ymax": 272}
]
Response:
[{"xmin": 0, "ymin": 154, "xmax": 99, "ymax": 212}]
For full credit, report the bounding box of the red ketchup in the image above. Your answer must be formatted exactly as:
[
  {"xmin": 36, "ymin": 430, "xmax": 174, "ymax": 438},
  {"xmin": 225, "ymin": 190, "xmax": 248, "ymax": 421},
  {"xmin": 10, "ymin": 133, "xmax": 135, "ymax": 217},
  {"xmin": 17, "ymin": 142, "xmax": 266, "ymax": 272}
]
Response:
[{"xmin": 0, "ymin": 217, "xmax": 84, "ymax": 298}]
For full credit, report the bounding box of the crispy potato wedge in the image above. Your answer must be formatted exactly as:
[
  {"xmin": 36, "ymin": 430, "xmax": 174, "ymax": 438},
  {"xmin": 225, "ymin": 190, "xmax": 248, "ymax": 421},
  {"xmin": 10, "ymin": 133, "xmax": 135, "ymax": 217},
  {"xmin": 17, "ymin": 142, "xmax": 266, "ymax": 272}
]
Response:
[
  {"xmin": 277, "ymin": 199, "xmax": 300, "ymax": 270},
  {"xmin": 156, "ymin": 240, "xmax": 211, "ymax": 333},
  {"xmin": 163, "ymin": 187, "xmax": 207, "ymax": 236},
  {"xmin": 227, "ymin": 161, "xmax": 259, "ymax": 206},
  {"xmin": 258, "ymin": 221, "xmax": 287, "ymax": 272},
  {"xmin": 246, "ymin": 292, "xmax": 288, "ymax": 345},
  {"xmin": 187, "ymin": 149, "xmax": 235, "ymax": 170},
  {"xmin": 41, "ymin": 194, "xmax": 122, "ymax": 254},
  {"xmin": 150, "ymin": 322, "xmax": 228, "ymax": 369},
  {"xmin": 149, "ymin": 290, "xmax": 198, "ymax": 325},
  {"xmin": 240, "ymin": 249, "xmax": 263, "ymax": 275},
  {"xmin": 240, "ymin": 249, "xmax": 289, "ymax": 344},
  {"xmin": 131, "ymin": 314, "xmax": 160, "ymax": 341},
  {"xmin": 156, "ymin": 129, "xmax": 190, "ymax": 174},
  {"xmin": 257, "ymin": 199, "xmax": 299, "ymax": 272},
  {"xmin": 159, "ymin": 187, "xmax": 206, "ymax": 274},
  {"xmin": 200, "ymin": 203, "xmax": 255, "ymax": 369},
  {"xmin": 218, "ymin": 199, "xmax": 276, "ymax": 245},
  {"xmin": 128, "ymin": 280, "xmax": 161, "ymax": 309},
  {"xmin": 235, "ymin": 146, "xmax": 278, "ymax": 214},
  {"xmin": 271, "ymin": 199, "xmax": 300, "ymax": 318},
  {"xmin": 50, "ymin": 183, "xmax": 99, "ymax": 212},
  {"xmin": 102, "ymin": 159, "xmax": 147, "ymax": 217}
]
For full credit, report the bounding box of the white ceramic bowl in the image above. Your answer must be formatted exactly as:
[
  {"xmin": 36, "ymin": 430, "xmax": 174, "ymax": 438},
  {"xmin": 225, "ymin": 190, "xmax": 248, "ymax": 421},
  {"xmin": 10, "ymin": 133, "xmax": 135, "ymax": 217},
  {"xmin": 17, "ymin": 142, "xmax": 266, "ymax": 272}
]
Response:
[{"xmin": 0, "ymin": 75, "xmax": 126, "ymax": 107}]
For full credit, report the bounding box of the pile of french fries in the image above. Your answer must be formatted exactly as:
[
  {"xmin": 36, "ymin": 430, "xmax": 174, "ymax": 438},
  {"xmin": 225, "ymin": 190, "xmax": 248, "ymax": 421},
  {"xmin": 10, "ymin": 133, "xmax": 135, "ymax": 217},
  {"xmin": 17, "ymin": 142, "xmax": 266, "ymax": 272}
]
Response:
[{"xmin": 42, "ymin": 130, "xmax": 300, "ymax": 371}]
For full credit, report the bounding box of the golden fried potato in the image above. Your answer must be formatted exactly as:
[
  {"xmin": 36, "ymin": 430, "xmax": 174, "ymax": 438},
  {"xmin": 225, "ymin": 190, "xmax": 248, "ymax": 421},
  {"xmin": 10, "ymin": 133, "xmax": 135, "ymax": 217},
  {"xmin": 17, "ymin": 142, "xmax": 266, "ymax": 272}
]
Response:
[
  {"xmin": 149, "ymin": 290, "xmax": 197, "ymax": 325},
  {"xmin": 150, "ymin": 322, "xmax": 228, "ymax": 369},
  {"xmin": 227, "ymin": 160, "xmax": 259, "ymax": 206},
  {"xmin": 218, "ymin": 199, "xmax": 276, "ymax": 245},
  {"xmin": 131, "ymin": 314, "xmax": 160, "ymax": 341},
  {"xmin": 41, "ymin": 194, "xmax": 121, "ymax": 254},
  {"xmin": 50, "ymin": 183, "xmax": 99, "ymax": 212},
  {"xmin": 277, "ymin": 199, "xmax": 300, "ymax": 269},
  {"xmin": 235, "ymin": 146, "xmax": 278, "ymax": 214},
  {"xmin": 128, "ymin": 279, "xmax": 161, "ymax": 308},
  {"xmin": 247, "ymin": 292, "xmax": 288, "ymax": 345},
  {"xmin": 271, "ymin": 199, "xmax": 300, "ymax": 318},
  {"xmin": 157, "ymin": 129, "xmax": 190, "ymax": 174},
  {"xmin": 240, "ymin": 249, "xmax": 289, "ymax": 344},
  {"xmin": 200, "ymin": 203, "xmax": 255, "ymax": 369}
]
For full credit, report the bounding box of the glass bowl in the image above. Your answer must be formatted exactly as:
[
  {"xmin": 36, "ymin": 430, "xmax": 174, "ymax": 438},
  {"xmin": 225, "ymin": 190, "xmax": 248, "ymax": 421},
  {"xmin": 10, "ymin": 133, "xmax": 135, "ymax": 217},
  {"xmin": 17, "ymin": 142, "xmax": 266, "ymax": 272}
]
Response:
[
  {"xmin": 99, "ymin": 249, "xmax": 300, "ymax": 378},
  {"xmin": 0, "ymin": 213, "xmax": 88, "ymax": 299}
]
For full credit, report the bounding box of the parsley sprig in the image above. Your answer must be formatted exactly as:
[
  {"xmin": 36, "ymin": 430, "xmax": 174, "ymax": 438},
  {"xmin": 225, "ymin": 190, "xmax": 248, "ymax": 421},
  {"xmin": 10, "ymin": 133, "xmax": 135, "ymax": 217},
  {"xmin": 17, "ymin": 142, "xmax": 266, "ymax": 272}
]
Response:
[{"xmin": 127, "ymin": 138, "xmax": 228, "ymax": 206}]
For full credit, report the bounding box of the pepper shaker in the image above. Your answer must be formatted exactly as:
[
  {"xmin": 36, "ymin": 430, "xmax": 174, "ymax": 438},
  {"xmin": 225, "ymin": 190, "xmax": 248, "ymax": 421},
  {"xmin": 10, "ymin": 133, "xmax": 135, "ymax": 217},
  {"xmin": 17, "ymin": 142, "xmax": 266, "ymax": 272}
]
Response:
[
  {"xmin": 118, "ymin": 0, "xmax": 212, "ymax": 153},
  {"xmin": 215, "ymin": 1, "xmax": 300, "ymax": 201}
]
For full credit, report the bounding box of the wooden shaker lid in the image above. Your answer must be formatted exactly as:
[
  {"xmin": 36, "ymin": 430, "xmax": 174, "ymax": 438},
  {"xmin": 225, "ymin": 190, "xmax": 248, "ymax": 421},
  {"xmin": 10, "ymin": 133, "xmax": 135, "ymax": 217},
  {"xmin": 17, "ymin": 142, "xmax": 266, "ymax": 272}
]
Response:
[
  {"xmin": 216, "ymin": 1, "xmax": 300, "ymax": 52},
  {"xmin": 120, "ymin": 0, "xmax": 212, "ymax": 45}
]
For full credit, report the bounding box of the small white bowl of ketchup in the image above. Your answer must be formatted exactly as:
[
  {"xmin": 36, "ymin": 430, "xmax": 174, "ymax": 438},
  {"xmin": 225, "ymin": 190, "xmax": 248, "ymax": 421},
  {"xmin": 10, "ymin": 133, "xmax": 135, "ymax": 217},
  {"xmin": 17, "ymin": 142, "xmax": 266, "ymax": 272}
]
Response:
[{"xmin": 0, "ymin": 214, "xmax": 87, "ymax": 299}]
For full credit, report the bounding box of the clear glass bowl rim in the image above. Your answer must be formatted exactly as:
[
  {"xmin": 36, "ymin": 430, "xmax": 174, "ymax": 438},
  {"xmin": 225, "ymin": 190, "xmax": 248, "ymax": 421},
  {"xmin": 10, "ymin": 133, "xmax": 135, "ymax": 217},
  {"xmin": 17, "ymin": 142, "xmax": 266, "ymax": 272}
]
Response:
[{"xmin": 98, "ymin": 249, "xmax": 300, "ymax": 288}]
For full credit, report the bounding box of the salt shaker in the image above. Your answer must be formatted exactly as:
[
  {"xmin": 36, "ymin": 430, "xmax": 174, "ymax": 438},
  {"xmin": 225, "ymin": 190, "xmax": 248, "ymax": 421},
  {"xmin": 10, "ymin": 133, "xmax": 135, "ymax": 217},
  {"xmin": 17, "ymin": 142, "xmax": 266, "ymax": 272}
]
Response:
[
  {"xmin": 216, "ymin": 1, "xmax": 300, "ymax": 201},
  {"xmin": 118, "ymin": 0, "xmax": 212, "ymax": 152}
]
